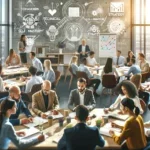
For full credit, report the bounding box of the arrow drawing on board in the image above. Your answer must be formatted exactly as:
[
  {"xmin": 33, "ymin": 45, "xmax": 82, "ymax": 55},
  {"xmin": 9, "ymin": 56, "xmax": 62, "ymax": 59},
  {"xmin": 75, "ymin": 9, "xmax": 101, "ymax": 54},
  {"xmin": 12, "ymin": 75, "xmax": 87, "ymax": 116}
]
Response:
[
  {"xmin": 101, "ymin": 16, "xmax": 107, "ymax": 26},
  {"xmin": 43, "ymin": 18, "xmax": 48, "ymax": 25}
]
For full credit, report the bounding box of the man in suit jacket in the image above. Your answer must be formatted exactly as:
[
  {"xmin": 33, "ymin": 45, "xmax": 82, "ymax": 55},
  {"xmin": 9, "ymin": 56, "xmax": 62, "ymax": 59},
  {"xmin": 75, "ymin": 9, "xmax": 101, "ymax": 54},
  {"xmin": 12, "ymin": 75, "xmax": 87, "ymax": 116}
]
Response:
[
  {"xmin": 0, "ymin": 85, "xmax": 33, "ymax": 126},
  {"xmin": 68, "ymin": 78, "xmax": 96, "ymax": 111},
  {"xmin": 32, "ymin": 80, "xmax": 59, "ymax": 118},
  {"xmin": 78, "ymin": 39, "xmax": 90, "ymax": 60},
  {"xmin": 58, "ymin": 105, "xmax": 105, "ymax": 150}
]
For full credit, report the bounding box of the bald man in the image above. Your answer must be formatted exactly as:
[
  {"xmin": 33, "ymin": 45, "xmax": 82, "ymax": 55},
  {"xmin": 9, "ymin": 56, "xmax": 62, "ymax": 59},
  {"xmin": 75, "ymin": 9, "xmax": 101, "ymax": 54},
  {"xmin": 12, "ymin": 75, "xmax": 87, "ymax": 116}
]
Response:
[
  {"xmin": 32, "ymin": 80, "xmax": 59, "ymax": 118},
  {"xmin": 78, "ymin": 39, "xmax": 91, "ymax": 60},
  {"xmin": 0, "ymin": 85, "xmax": 33, "ymax": 125}
]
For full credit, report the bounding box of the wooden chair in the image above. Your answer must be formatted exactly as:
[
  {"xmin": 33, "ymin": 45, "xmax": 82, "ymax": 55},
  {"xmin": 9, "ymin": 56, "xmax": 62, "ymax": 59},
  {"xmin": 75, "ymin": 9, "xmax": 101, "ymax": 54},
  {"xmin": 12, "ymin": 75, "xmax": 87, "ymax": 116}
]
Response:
[
  {"xmin": 68, "ymin": 67, "xmax": 76, "ymax": 89},
  {"xmin": 140, "ymin": 98, "xmax": 147, "ymax": 112},
  {"xmin": 141, "ymin": 72, "xmax": 149, "ymax": 83},
  {"xmin": 102, "ymin": 74, "xmax": 117, "ymax": 105},
  {"xmin": 53, "ymin": 70, "xmax": 61, "ymax": 89}
]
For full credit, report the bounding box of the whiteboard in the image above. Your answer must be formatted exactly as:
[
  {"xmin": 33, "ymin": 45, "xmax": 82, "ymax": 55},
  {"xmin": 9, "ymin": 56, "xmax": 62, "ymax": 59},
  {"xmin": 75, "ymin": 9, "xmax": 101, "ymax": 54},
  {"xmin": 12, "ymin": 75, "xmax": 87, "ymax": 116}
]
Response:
[{"xmin": 99, "ymin": 34, "xmax": 116, "ymax": 57}]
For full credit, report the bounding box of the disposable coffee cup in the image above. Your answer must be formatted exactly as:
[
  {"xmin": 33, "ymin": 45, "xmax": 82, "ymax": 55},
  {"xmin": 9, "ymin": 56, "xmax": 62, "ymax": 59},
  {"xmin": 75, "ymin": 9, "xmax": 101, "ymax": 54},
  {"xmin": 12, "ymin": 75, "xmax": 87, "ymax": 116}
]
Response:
[
  {"xmin": 48, "ymin": 116, "xmax": 53, "ymax": 126},
  {"xmin": 64, "ymin": 110, "xmax": 69, "ymax": 117}
]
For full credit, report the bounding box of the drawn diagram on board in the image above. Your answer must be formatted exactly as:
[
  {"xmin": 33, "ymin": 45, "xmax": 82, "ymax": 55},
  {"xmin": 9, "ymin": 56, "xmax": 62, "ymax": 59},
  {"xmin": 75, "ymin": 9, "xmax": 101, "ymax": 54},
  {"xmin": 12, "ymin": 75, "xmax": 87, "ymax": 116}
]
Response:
[
  {"xmin": 99, "ymin": 34, "xmax": 116, "ymax": 57},
  {"xmin": 64, "ymin": 23, "xmax": 83, "ymax": 42},
  {"xmin": 46, "ymin": 25, "xmax": 59, "ymax": 42},
  {"xmin": 110, "ymin": 2, "xmax": 124, "ymax": 13},
  {"xmin": 26, "ymin": 35, "xmax": 39, "ymax": 46},
  {"xmin": 108, "ymin": 18, "xmax": 125, "ymax": 34},
  {"xmin": 25, "ymin": 0, "xmax": 35, "ymax": 7},
  {"xmin": 87, "ymin": 25, "xmax": 100, "ymax": 36}
]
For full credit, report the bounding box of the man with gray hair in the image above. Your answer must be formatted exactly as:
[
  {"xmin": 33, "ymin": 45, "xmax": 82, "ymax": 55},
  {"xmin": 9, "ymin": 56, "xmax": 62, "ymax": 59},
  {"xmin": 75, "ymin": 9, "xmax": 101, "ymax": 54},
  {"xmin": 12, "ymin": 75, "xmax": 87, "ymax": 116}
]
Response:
[{"xmin": 32, "ymin": 80, "xmax": 59, "ymax": 118}]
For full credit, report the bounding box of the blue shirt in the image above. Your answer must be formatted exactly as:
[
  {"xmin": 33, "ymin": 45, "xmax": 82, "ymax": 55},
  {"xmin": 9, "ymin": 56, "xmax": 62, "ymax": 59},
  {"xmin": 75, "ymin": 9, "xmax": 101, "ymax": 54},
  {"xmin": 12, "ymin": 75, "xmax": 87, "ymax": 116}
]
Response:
[
  {"xmin": 42, "ymin": 69, "xmax": 55, "ymax": 83},
  {"xmin": 0, "ymin": 117, "xmax": 38, "ymax": 149},
  {"xmin": 78, "ymin": 64, "xmax": 93, "ymax": 78},
  {"xmin": 113, "ymin": 56, "xmax": 125, "ymax": 67},
  {"xmin": 71, "ymin": 63, "xmax": 78, "ymax": 75},
  {"xmin": 126, "ymin": 64, "xmax": 141, "ymax": 76},
  {"xmin": 32, "ymin": 57, "xmax": 43, "ymax": 72}
]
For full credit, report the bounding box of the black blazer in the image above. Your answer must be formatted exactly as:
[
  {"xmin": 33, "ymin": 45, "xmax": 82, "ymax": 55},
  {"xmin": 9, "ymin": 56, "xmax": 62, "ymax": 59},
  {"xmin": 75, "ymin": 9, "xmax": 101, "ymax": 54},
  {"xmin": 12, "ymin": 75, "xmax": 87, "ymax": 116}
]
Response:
[
  {"xmin": 78, "ymin": 45, "xmax": 90, "ymax": 58},
  {"xmin": 126, "ymin": 55, "xmax": 135, "ymax": 66},
  {"xmin": 68, "ymin": 89, "xmax": 96, "ymax": 111},
  {"xmin": 58, "ymin": 123, "xmax": 105, "ymax": 150}
]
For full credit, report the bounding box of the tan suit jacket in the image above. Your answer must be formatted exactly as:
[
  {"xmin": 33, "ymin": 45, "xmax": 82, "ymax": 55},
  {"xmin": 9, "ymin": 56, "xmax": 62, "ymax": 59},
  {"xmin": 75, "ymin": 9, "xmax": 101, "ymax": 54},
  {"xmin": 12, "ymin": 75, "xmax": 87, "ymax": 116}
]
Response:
[{"xmin": 32, "ymin": 90, "xmax": 59, "ymax": 116}]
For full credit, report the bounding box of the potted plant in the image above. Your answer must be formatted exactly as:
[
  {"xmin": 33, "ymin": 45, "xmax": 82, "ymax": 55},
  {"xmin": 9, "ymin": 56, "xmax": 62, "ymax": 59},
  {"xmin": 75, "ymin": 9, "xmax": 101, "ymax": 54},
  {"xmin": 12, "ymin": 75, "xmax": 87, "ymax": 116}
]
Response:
[
  {"xmin": 96, "ymin": 119, "xmax": 102, "ymax": 128},
  {"xmin": 57, "ymin": 41, "xmax": 66, "ymax": 53}
]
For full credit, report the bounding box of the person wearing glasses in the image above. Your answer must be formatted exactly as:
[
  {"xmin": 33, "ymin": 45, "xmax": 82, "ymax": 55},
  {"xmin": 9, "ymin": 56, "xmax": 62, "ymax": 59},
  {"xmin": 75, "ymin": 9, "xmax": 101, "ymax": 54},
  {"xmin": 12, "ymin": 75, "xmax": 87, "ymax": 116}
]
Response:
[{"xmin": 32, "ymin": 80, "xmax": 59, "ymax": 119}]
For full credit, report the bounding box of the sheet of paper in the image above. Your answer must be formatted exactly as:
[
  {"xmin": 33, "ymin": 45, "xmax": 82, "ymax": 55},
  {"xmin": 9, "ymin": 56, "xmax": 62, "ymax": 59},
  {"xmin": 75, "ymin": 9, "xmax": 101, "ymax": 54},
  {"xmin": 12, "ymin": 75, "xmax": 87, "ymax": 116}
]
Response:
[{"xmin": 45, "ymin": 111, "xmax": 63, "ymax": 119}]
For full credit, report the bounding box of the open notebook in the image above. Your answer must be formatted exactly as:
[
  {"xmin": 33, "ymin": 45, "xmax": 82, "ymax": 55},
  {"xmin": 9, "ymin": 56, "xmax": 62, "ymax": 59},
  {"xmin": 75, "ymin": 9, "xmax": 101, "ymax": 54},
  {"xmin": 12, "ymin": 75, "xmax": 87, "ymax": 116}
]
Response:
[
  {"xmin": 100, "ymin": 123, "xmax": 121, "ymax": 137},
  {"xmin": 24, "ymin": 116, "xmax": 48, "ymax": 128},
  {"xmin": 103, "ymin": 110, "xmax": 129, "ymax": 121}
]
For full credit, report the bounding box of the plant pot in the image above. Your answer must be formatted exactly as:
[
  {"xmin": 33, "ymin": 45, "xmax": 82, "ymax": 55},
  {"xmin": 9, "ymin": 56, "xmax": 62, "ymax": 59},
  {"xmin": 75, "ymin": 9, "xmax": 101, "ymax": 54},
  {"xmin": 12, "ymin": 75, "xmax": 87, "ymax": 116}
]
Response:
[{"xmin": 59, "ymin": 48, "xmax": 62, "ymax": 54}]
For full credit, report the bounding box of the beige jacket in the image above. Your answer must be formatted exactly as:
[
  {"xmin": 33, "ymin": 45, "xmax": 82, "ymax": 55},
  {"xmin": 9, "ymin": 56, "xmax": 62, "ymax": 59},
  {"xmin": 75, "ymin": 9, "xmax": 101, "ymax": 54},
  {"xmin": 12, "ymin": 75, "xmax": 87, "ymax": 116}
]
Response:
[{"xmin": 32, "ymin": 90, "xmax": 59, "ymax": 116}]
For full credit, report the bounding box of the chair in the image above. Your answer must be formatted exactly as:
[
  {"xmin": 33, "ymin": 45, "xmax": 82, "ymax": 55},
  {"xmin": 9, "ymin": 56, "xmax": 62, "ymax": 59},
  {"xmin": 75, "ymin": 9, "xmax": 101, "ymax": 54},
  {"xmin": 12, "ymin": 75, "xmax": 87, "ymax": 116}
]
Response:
[
  {"xmin": 102, "ymin": 74, "xmax": 117, "ymax": 105},
  {"xmin": 140, "ymin": 98, "xmax": 147, "ymax": 112},
  {"xmin": 141, "ymin": 72, "xmax": 149, "ymax": 83},
  {"xmin": 53, "ymin": 70, "xmax": 61, "ymax": 89},
  {"xmin": 76, "ymin": 71, "xmax": 91, "ymax": 86},
  {"xmin": 0, "ymin": 91, "xmax": 9, "ymax": 99},
  {"xmin": 68, "ymin": 67, "xmax": 76, "ymax": 89}
]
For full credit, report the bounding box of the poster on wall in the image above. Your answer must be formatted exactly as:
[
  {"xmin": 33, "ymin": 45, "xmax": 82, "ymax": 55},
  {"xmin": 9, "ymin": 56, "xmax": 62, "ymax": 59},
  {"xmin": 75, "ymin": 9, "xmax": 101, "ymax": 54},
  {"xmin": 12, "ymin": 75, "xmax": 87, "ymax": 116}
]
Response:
[{"xmin": 99, "ymin": 34, "xmax": 116, "ymax": 57}]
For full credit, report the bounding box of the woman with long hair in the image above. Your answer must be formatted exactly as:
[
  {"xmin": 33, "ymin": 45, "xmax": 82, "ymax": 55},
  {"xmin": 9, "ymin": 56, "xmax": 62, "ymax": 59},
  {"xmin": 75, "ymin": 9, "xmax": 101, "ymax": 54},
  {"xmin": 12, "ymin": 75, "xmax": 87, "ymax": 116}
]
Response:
[
  {"xmin": 0, "ymin": 98, "xmax": 44, "ymax": 149},
  {"xmin": 5, "ymin": 49, "xmax": 21, "ymax": 66},
  {"xmin": 126, "ymin": 50, "xmax": 135, "ymax": 66},
  {"xmin": 18, "ymin": 34, "xmax": 27, "ymax": 64},
  {"xmin": 0, "ymin": 64, "xmax": 4, "ymax": 91},
  {"xmin": 69, "ymin": 56, "xmax": 78, "ymax": 75},
  {"xmin": 105, "ymin": 80, "xmax": 143, "ymax": 114},
  {"xmin": 109, "ymin": 98, "xmax": 147, "ymax": 150},
  {"xmin": 43, "ymin": 59, "xmax": 55, "ymax": 84},
  {"xmin": 101, "ymin": 57, "xmax": 119, "ymax": 78}
]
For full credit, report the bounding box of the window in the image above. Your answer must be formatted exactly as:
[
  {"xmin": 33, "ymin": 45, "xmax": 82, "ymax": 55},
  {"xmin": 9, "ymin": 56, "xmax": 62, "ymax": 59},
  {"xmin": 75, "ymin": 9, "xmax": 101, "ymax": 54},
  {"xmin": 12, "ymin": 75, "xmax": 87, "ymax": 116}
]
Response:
[{"xmin": 132, "ymin": 0, "xmax": 150, "ymax": 62}]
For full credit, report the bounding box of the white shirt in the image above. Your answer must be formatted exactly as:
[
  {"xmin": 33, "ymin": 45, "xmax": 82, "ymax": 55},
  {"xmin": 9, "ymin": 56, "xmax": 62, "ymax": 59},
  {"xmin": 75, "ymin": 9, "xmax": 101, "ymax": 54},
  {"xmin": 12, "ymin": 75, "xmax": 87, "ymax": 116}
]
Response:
[
  {"xmin": 79, "ymin": 92, "xmax": 85, "ymax": 105},
  {"xmin": 25, "ymin": 76, "xmax": 43, "ymax": 93},
  {"xmin": 86, "ymin": 57, "xmax": 97, "ymax": 66},
  {"xmin": 113, "ymin": 56, "xmax": 125, "ymax": 67},
  {"xmin": 82, "ymin": 46, "xmax": 86, "ymax": 53},
  {"xmin": 0, "ymin": 77, "xmax": 4, "ymax": 91},
  {"xmin": 110, "ymin": 94, "xmax": 143, "ymax": 114},
  {"xmin": 32, "ymin": 57, "xmax": 43, "ymax": 72}
]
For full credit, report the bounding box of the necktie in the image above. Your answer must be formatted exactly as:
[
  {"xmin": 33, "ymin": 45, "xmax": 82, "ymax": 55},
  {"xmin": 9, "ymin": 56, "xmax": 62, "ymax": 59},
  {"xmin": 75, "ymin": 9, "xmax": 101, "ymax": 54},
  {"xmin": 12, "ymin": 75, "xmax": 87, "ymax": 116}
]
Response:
[{"xmin": 117, "ymin": 57, "xmax": 119, "ymax": 65}]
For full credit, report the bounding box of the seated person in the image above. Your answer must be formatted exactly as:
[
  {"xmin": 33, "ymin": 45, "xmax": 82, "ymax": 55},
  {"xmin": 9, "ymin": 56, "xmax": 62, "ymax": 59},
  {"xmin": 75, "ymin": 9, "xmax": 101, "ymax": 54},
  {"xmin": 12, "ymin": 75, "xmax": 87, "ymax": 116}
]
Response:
[
  {"xmin": 0, "ymin": 98, "xmax": 44, "ymax": 149},
  {"xmin": 0, "ymin": 64, "xmax": 4, "ymax": 91},
  {"xmin": 78, "ymin": 58, "xmax": 100, "ymax": 94},
  {"xmin": 86, "ymin": 51, "xmax": 99, "ymax": 67},
  {"xmin": 58, "ymin": 105, "xmax": 105, "ymax": 150},
  {"xmin": 32, "ymin": 80, "xmax": 59, "ymax": 118},
  {"xmin": 138, "ymin": 53, "xmax": 149, "ymax": 73},
  {"xmin": 113, "ymin": 50, "xmax": 125, "ymax": 67},
  {"xmin": 126, "ymin": 50, "xmax": 135, "ymax": 66},
  {"xmin": 105, "ymin": 80, "xmax": 143, "ymax": 114},
  {"xmin": 0, "ymin": 85, "xmax": 33, "ymax": 126},
  {"xmin": 69, "ymin": 56, "xmax": 78, "ymax": 75},
  {"xmin": 42, "ymin": 59, "xmax": 55, "ymax": 86},
  {"xmin": 77, "ymin": 39, "xmax": 90, "ymax": 60},
  {"xmin": 68, "ymin": 78, "xmax": 96, "ymax": 111},
  {"xmin": 109, "ymin": 98, "xmax": 147, "ymax": 150},
  {"xmin": 101, "ymin": 57, "xmax": 119, "ymax": 78},
  {"xmin": 25, "ymin": 66, "xmax": 43, "ymax": 93},
  {"xmin": 125, "ymin": 58, "xmax": 141, "ymax": 76},
  {"xmin": 29, "ymin": 52, "xmax": 43, "ymax": 75},
  {"xmin": 5, "ymin": 49, "xmax": 21, "ymax": 66}
]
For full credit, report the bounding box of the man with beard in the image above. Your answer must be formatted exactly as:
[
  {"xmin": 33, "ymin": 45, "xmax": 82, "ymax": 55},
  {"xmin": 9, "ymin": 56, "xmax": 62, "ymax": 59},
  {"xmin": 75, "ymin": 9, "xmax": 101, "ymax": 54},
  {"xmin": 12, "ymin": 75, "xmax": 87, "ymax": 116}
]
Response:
[
  {"xmin": 32, "ymin": 80, "xmax": 59, "ymax": 118},
  {"xmin": 0, "ymin": 85, "xmax": 33, "ymax": 125},
  {"xmin": 68, "ymin": 78, "xmax": 96, "ymax": 111}
]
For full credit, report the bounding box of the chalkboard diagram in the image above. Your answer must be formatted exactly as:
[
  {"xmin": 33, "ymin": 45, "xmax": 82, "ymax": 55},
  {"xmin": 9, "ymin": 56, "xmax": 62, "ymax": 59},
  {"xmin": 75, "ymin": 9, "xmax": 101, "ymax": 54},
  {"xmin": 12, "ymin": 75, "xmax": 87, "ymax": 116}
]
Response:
[
  {"xmin": 99, "ymin": 34, "xmax": 116, "ymax": 57},
  {"xmin": 108, "ymin": 18, "xmax": 125, "ymax": 34},
  {"xmin": 64, "ymin": 23, "xmax": 83, "ymax": 42}
]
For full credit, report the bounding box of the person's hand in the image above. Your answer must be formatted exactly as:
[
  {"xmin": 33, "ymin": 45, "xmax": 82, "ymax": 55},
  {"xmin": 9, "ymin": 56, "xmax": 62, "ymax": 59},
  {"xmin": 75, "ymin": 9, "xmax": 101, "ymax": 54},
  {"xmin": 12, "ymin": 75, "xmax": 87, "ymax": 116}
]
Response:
[
  {"xmin": 109, "ymin": 130, "xmax": 115, "ymax": 137},
  {"xmin": 28, "ymin": 117, "xmax": 33, "ymax": 122},
  {"xmin": 20, "ymin": 118, "xmax": 30, "ymax": 124},
  {"xmin": 41, "ymin": 113, "xmax": 48, "ymax": 119},
  {"xmin": 16, "ymin": 131, "xmax": 26, "ymax": 137},
  {"xmin": 38, "ymin": 134, "xmax": 45, "ymax": 142},
  {"xmin": 104, "ymin": 108, "xmax": 111, "ymax": 114},
  {"xmin": 73, "ymin": 106, "xmax": 78, "ymax": 112}
]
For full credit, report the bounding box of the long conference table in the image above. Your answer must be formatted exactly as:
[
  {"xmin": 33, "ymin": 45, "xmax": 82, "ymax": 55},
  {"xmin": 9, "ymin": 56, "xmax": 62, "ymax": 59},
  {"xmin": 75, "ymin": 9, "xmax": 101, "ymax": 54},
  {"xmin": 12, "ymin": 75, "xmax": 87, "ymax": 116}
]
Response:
[{"xmin": 9, "ymin": 109, "xmax": 122, "ymax": 150}]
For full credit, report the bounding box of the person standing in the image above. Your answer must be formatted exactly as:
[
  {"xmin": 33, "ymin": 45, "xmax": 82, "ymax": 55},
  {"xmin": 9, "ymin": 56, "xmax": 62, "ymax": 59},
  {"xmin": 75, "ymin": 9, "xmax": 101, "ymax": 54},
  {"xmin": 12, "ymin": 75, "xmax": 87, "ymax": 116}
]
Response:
[
  {"xmin": 18, "ymin": 34, "xmax": 27, "ymax": 64},
  {"xmin": 78, "ymin": 39, "xmax": 91, "ymax": 60}
]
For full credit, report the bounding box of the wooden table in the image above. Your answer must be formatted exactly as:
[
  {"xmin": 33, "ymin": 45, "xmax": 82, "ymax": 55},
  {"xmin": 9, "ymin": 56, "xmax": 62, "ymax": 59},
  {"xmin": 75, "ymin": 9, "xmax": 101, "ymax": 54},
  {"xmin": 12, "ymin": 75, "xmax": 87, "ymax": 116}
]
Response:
[
  {"xmin": 3, "ymin": 78, "xmax": 26, "ymax": 87},
  {"xmin": 3, "ymin": 66, "xmax": 29, "ymax": 76},
  {"xmin": 9, "ymin": 109, "xmax": 121, "ymax": 150}
]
